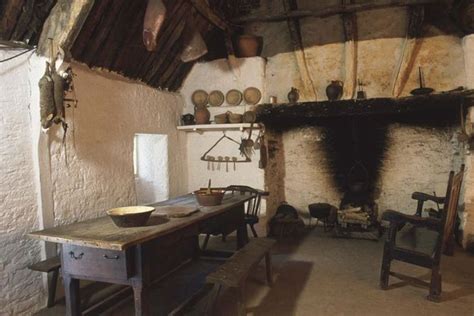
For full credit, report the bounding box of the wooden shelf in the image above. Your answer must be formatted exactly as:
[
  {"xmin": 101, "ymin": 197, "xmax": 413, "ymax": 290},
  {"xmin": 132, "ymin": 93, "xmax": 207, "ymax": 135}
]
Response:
[{"xmin": 177, "ymin": 123, "xmax": 262, "ymax": 132}]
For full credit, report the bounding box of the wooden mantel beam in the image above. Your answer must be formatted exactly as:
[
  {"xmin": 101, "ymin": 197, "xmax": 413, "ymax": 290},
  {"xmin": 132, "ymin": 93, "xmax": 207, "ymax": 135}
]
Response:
[{"xmin": 232, "ymin": 0, "xmax": 439, "ymax": 23}]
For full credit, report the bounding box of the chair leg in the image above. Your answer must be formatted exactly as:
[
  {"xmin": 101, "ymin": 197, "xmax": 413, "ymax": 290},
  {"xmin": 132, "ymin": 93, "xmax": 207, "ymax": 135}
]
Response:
[
  {"xmin": 202, "ymin": 234, "xmax": 211, "ymax": 250},
  {"xmin": 250, "ymin": 224, "xmax": 258, "ymax": 238},
  {"xmin": 427, "ymin": 266, "xmax": 442, "ymax": 302},
  {"xmin": 380, "ymin": 226, "xmax": 396, "ymax": 290},
  {"xmin": 265, "ymin": 252, "xmax": 273, "ymax": 286},
  {"xmin": 47, "ymin": 268, "xmax": 59, "ymax": 308}
]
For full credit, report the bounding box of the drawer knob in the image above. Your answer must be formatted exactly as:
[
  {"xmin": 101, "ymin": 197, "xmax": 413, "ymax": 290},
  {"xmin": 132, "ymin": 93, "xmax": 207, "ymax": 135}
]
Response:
[
  {"xmin": 103, "ymin": 254, "xmax": 120, "ymax": 260},
  {"xmin": 69, "ymin": 251, "xmax": 84, "ymax": 260}
]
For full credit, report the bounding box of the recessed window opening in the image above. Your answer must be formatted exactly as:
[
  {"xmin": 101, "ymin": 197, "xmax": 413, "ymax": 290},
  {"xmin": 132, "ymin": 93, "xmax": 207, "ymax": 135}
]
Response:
[{"xmin": 133, "ymin": 133, "xmax": 169, "ymax": 204}]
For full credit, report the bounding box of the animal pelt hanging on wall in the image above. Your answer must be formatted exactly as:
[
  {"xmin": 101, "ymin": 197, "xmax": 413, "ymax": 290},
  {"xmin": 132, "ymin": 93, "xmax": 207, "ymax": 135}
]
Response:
[
  {"xmin": 39, "ymin": 61, "xmax": 56, "ymax": 129},
  {"xmin": 39, "ymin": 58, "xmax": 69, "ymax": 132}
]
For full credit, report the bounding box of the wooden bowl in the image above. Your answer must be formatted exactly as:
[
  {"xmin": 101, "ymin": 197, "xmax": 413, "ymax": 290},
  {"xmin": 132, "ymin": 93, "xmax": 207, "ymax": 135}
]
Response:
[
  {"xmin": 228, "ymin": 113, "xmax": 243, "ymax": 123},
  {"xmin": 106, "ymin": 206, "xmax": 155, "ymax": 227},
  {"xmin": 193, "ymin": 189, "xmax": 225, "ymax": 206}
]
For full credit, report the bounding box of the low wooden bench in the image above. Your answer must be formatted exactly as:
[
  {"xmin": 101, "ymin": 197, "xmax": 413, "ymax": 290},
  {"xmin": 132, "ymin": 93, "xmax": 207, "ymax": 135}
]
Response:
[
  {"xmin": 28, "ymin": 255, "xmax": 61, "ymax": 308},
  {"xmin": 171, "ymin": 238, "xmax": 276, "ymax": 316}
]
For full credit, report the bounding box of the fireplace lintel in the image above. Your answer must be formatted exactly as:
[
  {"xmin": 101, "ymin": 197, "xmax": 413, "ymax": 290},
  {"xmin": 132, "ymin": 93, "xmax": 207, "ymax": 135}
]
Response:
[{"xmin": 256, "ymin": 89, "xmax": 474, "ymax": 125}]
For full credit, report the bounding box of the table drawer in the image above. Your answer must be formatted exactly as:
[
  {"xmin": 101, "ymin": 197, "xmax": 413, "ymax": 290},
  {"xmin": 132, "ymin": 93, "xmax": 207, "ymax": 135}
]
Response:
[{"xmin": 62, "ymin": 244, "xmax": 134, "ymax": 280}]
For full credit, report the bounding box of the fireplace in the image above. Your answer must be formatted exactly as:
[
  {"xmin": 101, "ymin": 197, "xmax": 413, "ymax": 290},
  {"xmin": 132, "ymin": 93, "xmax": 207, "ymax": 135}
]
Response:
[{"xmin": 258, "ymin": 92, "xmax": 468, "ymax": 238}]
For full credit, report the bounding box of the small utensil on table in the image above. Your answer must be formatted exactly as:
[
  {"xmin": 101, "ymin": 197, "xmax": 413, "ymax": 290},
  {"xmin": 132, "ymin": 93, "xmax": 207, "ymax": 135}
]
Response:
[{"xmin": 207, "ymin": 179, "xmax": 212, "ymax": 195}]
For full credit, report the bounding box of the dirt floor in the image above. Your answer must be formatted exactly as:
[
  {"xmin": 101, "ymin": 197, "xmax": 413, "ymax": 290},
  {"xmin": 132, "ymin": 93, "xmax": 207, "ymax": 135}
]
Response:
[{"xmin": 36, "ymin": 224, "xmax": 474, "ymax": 316}]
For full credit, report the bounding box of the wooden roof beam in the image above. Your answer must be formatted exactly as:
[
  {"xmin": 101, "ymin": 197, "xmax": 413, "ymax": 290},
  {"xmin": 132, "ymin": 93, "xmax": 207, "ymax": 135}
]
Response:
[
  {"xmin": 37, "ymin": 0, "xmax": 95, "ymax": 59},
  {"xmin": 190, "ymin": 0, "xmax": 231, "ymax": 32},
  {"xmin": 232, "ymin": 0, "xmax": 439, "ymax": 23}
]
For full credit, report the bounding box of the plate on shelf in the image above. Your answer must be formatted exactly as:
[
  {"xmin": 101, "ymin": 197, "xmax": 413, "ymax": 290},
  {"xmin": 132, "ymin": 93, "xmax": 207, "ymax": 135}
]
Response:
[
  {"xmin": 209, "ymin": 90, "xmax": 225, "ymax": 106},
  {"xmin": 226, "ymin": 89, "xmax": 243, "ymax": 106},
  {"xmin": 243, "ymin": 87, "xmax": 262, "ymax": 105},
  {"xmin": 191, "ymin": 90, "xmax": 209, "ymax": 107}
]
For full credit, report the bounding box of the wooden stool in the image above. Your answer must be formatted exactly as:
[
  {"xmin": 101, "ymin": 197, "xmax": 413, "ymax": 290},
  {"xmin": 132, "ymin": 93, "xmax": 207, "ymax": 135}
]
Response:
[{"xmin": 28, "ymin": 256, "xmax": 61, "ymax": 308}]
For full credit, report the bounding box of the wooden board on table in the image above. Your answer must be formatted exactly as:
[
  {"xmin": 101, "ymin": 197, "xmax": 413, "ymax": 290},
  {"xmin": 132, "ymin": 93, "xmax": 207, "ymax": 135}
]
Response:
[
  {"xmin": 28, "ymin": 194, "xmax": 252, "ymax": 251},
  {"xmin": 155, "ymin": 205, "xmax": 200, "ymax": 218}
]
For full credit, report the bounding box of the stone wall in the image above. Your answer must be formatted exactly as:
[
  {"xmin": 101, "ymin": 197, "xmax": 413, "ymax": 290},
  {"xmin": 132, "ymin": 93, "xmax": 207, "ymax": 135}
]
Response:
[
  {"xmin": 244, "ymin": 3, "xmax": 469, "ymax": 229},
  {"xmin": 0, "ymin": 50, "xmax": 45, "ymax": 315},
  {"xmin": 0, "ymin": 53, "xmax": 188, "ymax": 314}
]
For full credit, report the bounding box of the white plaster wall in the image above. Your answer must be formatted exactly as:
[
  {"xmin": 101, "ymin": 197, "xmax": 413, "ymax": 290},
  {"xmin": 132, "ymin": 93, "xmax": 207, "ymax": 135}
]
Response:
[
  {"xmin": 181, "ymin": 57, "xmax": 267, "ymax": 116},
  {"xmin": 180, "ymin": 58, "xmax": 266, "ymax": 203},
  {"xmin": 0, "ymin": 50, "xmax": 45, "ymax": 315},
  {"xmin": 47, "ymin": 63, "xmax": 188, "ymax": 225},
  {"xmin": 249, "ymin": 4, "xmax": 465, "ymax": 101}
]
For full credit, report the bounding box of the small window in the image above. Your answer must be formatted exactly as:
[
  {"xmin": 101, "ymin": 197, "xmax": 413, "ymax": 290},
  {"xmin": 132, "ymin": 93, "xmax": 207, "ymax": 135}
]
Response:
[{"xmin": 133, "ymin": 133, "xmax": 169, "ymax": 204}]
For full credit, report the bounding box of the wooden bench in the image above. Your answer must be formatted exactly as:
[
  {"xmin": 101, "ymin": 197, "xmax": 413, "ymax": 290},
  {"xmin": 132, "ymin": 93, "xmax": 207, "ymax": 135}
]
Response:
[
  {"xmin": 171, "ymin": 238, "xmax": 276, "ymax": 316},
  {"xmin": 28, "ymin": 255, "xmax": 61, "ymax": 308}
]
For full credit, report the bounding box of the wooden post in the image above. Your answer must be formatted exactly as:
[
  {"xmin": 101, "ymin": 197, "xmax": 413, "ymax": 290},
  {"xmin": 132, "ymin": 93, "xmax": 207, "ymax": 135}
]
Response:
[
  {"xmin": 342, "ymin": 0, "xmax": 358, "ymax": 100},
  {"xmin": 282, "ymin": 0, "xmax": 318, "ymax": 101},
  {"xmin": 391, "ymin": 5, "xmax": 424, "ymax": 97}
]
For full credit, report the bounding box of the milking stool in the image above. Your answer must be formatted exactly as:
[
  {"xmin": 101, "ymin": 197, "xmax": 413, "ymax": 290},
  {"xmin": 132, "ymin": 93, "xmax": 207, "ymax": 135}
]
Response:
[{"xmin": 308, "ymin": 203, "xmax": 332, "ymax": 232}]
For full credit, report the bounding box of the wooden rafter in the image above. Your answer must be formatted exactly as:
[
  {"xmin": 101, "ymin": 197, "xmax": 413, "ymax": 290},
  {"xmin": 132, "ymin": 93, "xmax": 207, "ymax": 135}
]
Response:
[
  {"xmin": 283, "ymin": 0, "xmax": 317, "ymax": 101},
  {"xmin": 232, "ymin": 0, "xmax": 438, "ymax": 23},
  {"xmin": 342, "ymin": 0, "xmax": 358, "ymax": 100}
]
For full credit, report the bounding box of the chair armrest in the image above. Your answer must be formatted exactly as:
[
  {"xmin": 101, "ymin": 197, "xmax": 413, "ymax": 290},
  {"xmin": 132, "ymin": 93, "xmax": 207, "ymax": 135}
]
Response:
[
  {"xmin": 382, "ymin": 210, "xmax": 441, "ymax": 230},
  {"xmin": 411, "ymin": 192, "xmax": 445, "ymax": 204}
]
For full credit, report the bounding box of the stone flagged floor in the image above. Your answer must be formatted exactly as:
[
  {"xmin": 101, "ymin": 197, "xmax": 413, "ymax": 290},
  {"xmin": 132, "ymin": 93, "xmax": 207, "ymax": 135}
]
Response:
[{"xmin": 36, "ymin": 226, "xmax": 474, "ymax": 316}]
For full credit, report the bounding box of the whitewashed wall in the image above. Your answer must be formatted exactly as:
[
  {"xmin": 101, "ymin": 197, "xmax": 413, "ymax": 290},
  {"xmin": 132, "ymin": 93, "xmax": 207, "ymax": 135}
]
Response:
[
  {"xmin": 0, "ymin": 53, "xmax": 188, "ymax": 314},
  {"xmin": 47, "ymin": 63, "xmax": 187, "ymax": 225},
  {"xmin": 181, "ymin": 5, "xmax": 467, "ymax": 224},
  {"xmin": 0, "ymin": 50, "xmax": 45, "ymax": 315},
  {"xmin": 180, "ymin": 58, "xmax": 266, "ymax": 195}
]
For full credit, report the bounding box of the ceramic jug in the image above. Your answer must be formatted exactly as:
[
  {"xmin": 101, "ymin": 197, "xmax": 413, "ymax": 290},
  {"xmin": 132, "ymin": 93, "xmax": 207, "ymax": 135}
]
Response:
[
  {"xmin": 194, "ymin": 105, "xmax": 210, "ymax": 124},
  {"xmin": 326, "ymin": 80, "xmax": 343, "ymax": 101},
  {"xmin": 287, "ymin": 87, "xmax": 299, "ymax": 103}
]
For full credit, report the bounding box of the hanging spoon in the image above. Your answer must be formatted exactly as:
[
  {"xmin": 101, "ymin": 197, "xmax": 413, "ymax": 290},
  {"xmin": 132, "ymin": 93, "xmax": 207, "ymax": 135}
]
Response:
[
  {"xmin": 210, "ymin": 156, "xmax": 215, "ymax": 171},
  {"xmin": 217, "ymin": 156, "xmax": 223, "ymax": 170},
  {"xmin": 232, "ymin": 157, "xmax": 237, "ymax": 171},
  {"xmin": 206, "ymin": 155, "xmax": 211, "ymax": 170},
  {"xmin": 225, "ymin": 156, "xmax": 230, "ymax": 172}
]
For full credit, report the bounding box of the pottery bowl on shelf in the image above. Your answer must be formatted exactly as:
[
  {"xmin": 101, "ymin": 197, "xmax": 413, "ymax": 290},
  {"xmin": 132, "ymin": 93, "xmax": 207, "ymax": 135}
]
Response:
[
  {"xmin": 214, "ymin": 113, "xmax": 228, "ymax": 124},
  {"xmin": 194, "ymin": 189, "xmax": 225, "ymax": 206},
  {"xmin": 228, "ymin": 113, "xmax": 243, "ymax": 123},
  {"xmin": 106, "ymin": 206, "xmax": 155, "ymax": 227}
]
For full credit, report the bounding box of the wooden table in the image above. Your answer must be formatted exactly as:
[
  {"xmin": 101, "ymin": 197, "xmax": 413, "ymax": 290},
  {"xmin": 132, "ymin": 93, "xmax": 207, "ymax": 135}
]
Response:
[{"xmin": 29, "ymin": 193, "xmax": 252, "ymax": 315}]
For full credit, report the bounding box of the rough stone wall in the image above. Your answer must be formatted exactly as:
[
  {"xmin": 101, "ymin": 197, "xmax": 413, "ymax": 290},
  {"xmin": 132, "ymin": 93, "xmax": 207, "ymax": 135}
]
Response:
[
  {"xmin": 0, "ymin": 55, "xmax": 188, "ymax": 315},
  {"xmin": 461, "ymin": 35, "xmax": 474, "ymax": 249},
  {"xmin": 0, "ymin": 51, "xmax": 45, "ymax": 315}
]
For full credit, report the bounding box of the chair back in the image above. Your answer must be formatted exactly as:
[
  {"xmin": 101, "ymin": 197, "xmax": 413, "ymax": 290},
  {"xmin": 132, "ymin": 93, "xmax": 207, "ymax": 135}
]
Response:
[
  {"xmin": 225, "ymin": 185, "xmax": 268, "ymax": 217},
  {"xmin": 441, "ymin": 165, "xmax": 464, "ymax": 253}
]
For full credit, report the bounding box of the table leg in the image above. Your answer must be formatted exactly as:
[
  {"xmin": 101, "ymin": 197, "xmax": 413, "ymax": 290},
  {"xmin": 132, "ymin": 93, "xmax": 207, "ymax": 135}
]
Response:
[
  {"xmin": 63, "ymin": 274, "xmax": 80, "ymax": 316},
  {"xmin": 236, "ymin": 205, "xmax": 249, "ymax": 249},
  {"xmin": 133, "ymin": 284, "xmax": 150, "ymax": 316}
]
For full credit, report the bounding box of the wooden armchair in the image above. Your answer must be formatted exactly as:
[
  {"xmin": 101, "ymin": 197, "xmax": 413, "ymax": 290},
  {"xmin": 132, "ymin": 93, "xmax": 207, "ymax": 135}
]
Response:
[
  {"xmin": 225, "ymin": 185, "xmax": 269, "ymax": 238},
  {"xmin": 379, "ymin": 165, "xmax": 464, "ymax": 301}
]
